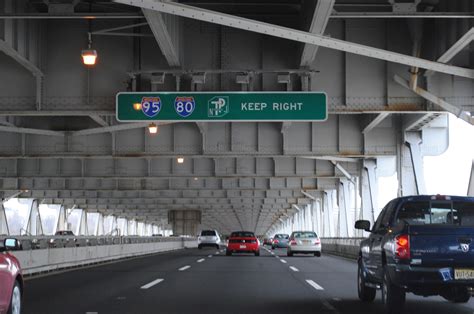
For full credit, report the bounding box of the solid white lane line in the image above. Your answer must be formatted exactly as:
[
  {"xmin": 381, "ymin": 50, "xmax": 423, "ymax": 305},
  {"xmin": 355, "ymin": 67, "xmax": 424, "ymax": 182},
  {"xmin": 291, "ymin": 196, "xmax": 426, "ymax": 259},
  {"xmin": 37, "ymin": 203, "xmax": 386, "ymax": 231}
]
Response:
[
  {"xmin": 140, "ymin": 278, "xmax": 164, "ymax": 289},
  {"xmin": 306, "ymin": 279, "xmax": 324, "ymax": 290},
  {"xmin": 179, "ymin": 265, "xmax": 191, "ymax": 271},
  {"xmin": 280, "ymin": 259, "xmax": 287, "ymax": 264},
  {"xmin": 197, "ymin": 258, "xmax": 205, "ymax": 263},
  {"xmin": 289, "ymin": 266, "xmax": 299, "ymax": 272}
]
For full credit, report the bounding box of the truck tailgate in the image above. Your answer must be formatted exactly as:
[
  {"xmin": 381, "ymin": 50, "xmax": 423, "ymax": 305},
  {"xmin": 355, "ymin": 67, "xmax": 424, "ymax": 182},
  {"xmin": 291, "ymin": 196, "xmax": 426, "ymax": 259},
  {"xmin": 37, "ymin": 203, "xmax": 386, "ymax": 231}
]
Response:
[{"xmin": 409, "ymin": 225, "xmax": 474, "ymax": 268}]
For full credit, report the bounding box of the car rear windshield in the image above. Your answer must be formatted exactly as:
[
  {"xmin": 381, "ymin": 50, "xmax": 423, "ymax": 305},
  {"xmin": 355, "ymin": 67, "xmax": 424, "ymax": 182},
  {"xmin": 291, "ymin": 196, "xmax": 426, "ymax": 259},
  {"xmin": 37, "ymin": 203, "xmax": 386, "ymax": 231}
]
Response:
[
  {"xmin": 396, "ymin": 201, "xmax": 474, "ymax": 226},
  {"xmin": 230, "ymin": 232, "xmax": 255, "ymax": 238},
  {"xmin": 274, "ymin": 234, "xmax": 289, "ymax": 239},
  {"xmin": 293, "ymin": 232, "xmax": 317, "ymax": 238},
  {"xmin": 201, "ymin": 230, "xmax": 216, "ymax": 236}
]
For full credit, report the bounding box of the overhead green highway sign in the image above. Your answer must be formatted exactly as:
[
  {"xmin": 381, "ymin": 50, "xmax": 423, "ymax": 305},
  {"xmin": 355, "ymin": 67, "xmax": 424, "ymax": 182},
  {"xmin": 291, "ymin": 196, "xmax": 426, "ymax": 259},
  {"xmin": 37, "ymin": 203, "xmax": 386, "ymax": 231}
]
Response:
[{"xmin": 116, "ymin": 92, "xmax": 327, "ymax": 122}]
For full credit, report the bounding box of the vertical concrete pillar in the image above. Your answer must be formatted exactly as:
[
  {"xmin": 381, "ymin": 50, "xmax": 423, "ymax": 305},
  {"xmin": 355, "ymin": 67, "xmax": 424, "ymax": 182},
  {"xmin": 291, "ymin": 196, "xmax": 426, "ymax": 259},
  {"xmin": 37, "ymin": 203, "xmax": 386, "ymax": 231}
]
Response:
[
  {"xmin": 468, "ymin": 161, "xmax": 474, "ymax": 196},
  {"xmin": 399, "ymin": 134, "xmax": 418, "ymax": 196},
  {"xmin": 169, "ymin": 210, "xmax": 201, "ymax": 236},
  {"xmin": 0, "ymin": 203, "xmax": 10, "ymax": 235},
  {"xmin": 78, "ymin": 209, "xmax": 88, "ymax": 236},
  {"xmin": 96, "ymin": 213, "xmax": 104, "ymax": 236},
  {"xmin": 314, "ymin": 199, "xmax": 322, "ymax": 236},
  {"xmin": 337, "ymin": 179, "xmax": 352, "ymax": 237},
  {"xmin": 26, "ymin": 200, "xmax": 43, "ymax": 235},
  {"xmin": 405, "ymin": 131, "xmax": 426, "ymax": 195},
  {"xmin": 322, "ymin": 190, "xmax": 334, "ymax": 237},
  {"xmin": 361, "ymin": 160, "xmax": 378, "ymax": 227},
  {"xmin": 56, "ymin": 205, "xmax": 68, "ymax": 233}
]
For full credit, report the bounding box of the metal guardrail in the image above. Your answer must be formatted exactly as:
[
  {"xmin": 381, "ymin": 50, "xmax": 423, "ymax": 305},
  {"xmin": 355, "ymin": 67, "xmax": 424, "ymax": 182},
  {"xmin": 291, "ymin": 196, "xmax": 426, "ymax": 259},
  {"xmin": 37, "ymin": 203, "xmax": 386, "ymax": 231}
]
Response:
[{"xmin": 0, "ymin": 235, "xmax": 197, "ymax": 251}]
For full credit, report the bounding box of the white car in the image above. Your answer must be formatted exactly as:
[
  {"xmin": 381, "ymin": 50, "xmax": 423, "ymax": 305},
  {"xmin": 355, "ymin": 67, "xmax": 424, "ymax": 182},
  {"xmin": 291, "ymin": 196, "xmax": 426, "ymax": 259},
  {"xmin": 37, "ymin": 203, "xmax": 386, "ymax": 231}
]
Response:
[
  {"xmin": 198, "ymin": 230, "xmax": 221, "ymax": 249},
  {"xmin": 287, "ymin": 231, "xmax": 322, "ymax": 257}
]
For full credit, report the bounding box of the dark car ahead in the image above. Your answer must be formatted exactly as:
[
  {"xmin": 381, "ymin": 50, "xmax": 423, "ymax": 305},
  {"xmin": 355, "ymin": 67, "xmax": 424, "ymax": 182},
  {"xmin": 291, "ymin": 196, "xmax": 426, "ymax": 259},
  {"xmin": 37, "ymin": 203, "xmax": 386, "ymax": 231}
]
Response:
[
  {"xmin": 355, "ymin": 195, "xmax": 474, "ymax": 314},
  {"xmin": 271, "ymin": 234, "xmax": 289, "ymax": 249},
  {"xmin": 0, "ymin": 238, "xmax": 23, "ymax": 314}
]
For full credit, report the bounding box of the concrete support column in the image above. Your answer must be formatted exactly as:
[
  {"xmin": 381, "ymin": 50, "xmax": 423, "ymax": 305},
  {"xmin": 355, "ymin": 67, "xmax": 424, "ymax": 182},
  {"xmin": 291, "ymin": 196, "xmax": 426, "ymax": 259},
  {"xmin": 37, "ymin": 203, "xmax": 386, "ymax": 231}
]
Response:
[
  {"xmin": 168, "ymin": 210, "xmax": 201, "ymax": 236},
  {"xmin": 399, "ymin": 133, "xmax": 419, "ymax": 196},
  {"xmin": 122, "ymin": 218, "xmax": 129, "ymax": 236},
  {"xmin": 405, "ymin": 131, "xmax": 426, "ymax": 195},
  {"xmin": 96, "ymin": 213, "xmax": 104, "ymax": 236},
  {"xmin": 322, "ymin": 190, "xmax": 335, "ymax": 237},
  {"xmin": 56, "ymin": 205, "xmax": 68, "ymax": 233},
  {"xmin": 337, "ymin": 179, "xmax": 352, "ymax": 237},
  {"xmin": 78, "ymin": 209, "xmax": 88, "ymax": 236},
  {"xmin": 361, "ymin": 159, "xmax": 378, "ymax": 227},
  {"xmin": 26, "ymin": 200, "xmax": 43, "ymax": 235},
  {"xmin": 468, "ymin": 161, "xmax": 474, "ymax": 196},
  {"xmin": 314, "ymin": 199, "xmax": 322, "ymax": 236},
  {"xmin": 0, "ymin": 202, "xmax": 10, "ymax": 235}
]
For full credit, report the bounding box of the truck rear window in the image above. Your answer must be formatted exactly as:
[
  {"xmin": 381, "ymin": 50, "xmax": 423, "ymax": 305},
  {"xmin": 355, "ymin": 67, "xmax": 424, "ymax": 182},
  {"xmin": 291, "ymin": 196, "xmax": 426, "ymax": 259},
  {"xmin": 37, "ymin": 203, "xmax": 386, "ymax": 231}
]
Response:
[{"xmin": 396, "ymin": 201, "xmax": 474, "ymax": 226}]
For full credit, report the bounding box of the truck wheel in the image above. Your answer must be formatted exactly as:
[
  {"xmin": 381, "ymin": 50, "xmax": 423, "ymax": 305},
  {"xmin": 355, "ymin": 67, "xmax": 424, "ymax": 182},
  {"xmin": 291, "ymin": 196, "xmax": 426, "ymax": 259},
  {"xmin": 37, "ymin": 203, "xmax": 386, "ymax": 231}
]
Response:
[
  {"xmin": 382, "ymin": 267, "xmax": 405, "ymax": 314},
  {"xmin": 357, "ymin": 260, "xmax": 376, "ymax": 302}
]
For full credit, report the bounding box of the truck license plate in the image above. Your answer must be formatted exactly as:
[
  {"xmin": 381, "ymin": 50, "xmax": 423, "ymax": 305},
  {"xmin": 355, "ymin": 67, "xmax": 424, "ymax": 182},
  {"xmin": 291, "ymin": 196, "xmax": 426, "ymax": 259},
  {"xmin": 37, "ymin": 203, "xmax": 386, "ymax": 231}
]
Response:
[
  {"xmin": 454, "ymin": 269, "xmax": 474, "ymax": 280},
  {"xmin": 240, "ymin": 245, "xmax": 246, "ymax": 249}
]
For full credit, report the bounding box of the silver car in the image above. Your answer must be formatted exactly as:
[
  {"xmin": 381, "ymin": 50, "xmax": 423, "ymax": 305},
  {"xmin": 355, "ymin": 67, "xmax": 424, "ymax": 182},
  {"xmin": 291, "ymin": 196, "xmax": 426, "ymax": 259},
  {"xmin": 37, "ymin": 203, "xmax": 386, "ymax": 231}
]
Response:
[
  {"xmin": 198, "ymin": 229, "xmax": 221, "ymax": 249},
  {"xmin": 287, "ymin": 231, "xmax": 321, "ymax": 257}
]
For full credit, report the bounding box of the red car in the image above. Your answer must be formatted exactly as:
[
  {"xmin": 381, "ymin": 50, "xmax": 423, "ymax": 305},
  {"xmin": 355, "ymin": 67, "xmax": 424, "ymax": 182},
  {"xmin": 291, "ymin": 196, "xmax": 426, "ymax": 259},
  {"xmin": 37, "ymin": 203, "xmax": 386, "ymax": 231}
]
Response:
[
  {"xmin": 226, "ymin": 231, "xmax": 260, "ymax": 256},
  {"xmin": 0, "ymin": 238, "xmax": 23, "ymax": 314}
]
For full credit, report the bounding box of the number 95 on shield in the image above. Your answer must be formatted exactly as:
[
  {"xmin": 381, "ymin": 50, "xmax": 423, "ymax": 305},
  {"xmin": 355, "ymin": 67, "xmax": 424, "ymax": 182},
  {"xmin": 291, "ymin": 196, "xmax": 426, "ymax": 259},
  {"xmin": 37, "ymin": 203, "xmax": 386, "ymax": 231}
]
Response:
[
  {"xmin": 140, "ymin": 97, "xmax": 162, "ymax": 118},
  {"xmin": 174, "ymin": 97, "xmax": 196, "ymax": 118}
]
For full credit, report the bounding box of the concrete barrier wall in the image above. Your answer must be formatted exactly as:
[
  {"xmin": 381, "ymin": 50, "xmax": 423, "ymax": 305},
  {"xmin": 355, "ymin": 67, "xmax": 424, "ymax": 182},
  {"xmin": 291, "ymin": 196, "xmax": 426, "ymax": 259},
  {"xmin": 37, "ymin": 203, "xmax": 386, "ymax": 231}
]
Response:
[
  {"xmin": 12, "ymin": 238, "xmax": 198, "ymax": 276},
  {"xmin": 321, "ymin": 238, "xmax": 364, "ymax": 260}
]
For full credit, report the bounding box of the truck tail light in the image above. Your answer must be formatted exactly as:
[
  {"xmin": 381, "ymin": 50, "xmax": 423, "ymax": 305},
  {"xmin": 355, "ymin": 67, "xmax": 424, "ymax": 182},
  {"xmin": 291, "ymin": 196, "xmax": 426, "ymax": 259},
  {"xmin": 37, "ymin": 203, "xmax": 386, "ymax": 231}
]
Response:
[{"xmin": 395, "ymin": 234, "xmax": 410, "ymax": 259}]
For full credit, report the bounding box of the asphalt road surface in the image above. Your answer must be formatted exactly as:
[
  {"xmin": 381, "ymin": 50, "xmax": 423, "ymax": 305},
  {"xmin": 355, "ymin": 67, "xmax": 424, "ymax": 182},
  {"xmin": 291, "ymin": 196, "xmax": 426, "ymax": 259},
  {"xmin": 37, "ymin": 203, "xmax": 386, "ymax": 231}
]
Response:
[{"xmin": 23, "ymin": 246, "xmax": 474, "ymax": 314}]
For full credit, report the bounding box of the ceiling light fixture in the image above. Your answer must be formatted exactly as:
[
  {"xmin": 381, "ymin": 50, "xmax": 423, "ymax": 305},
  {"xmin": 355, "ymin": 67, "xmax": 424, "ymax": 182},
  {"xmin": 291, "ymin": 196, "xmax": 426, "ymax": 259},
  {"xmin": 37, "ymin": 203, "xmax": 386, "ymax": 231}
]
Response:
[
  {"xmin": 82, "ymin": 33, "xmax": 97, "ymax": 66},
  {"xmin": 177, "ymin": 157, "xmax": 184, "ymax": 164},
  {"xmin": 148, "ymin": 123, "xmax": 158, "ymax": 134}
]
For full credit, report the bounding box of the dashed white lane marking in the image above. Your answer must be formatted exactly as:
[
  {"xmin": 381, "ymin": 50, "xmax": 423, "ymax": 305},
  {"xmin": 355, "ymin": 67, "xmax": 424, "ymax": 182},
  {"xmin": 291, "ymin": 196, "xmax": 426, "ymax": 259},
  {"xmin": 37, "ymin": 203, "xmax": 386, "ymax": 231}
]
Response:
[
  {"xmin": 322, "ymin": 300, "xmax": 339, "ymax": 313},
  {"xmin": 140, "ymin": 278, "xmax": 164, "ymax": 289},
  {"xmin": 179, "ymin": 265, "xmax": 191, "ymax": 271},
  {"xmin": 280, "ymin": 259, "xmax": 287, "ymax": 264},
  {"xmin": 208, "ymin": 255, "xmax": 213, "ymax": 258},
  {"xmin": 271, "ymin": 252, "xmax": 275, "ymax": 255},
  {"xmin": 289, "ymin": 266, "xmax": 299, "ymax": 272},
  {"xmin": 86, "ymin": 312, "xmax": 98, "ymax": 314},
  {"xmin": 197, "ymin": 258, "xmax": 205, "ymax": 263},
  {"xmin": 215, "ymin": 251, "xmax": 220, "ymax": 255},
  {"xmin": 306, "ymin": 279, "xmax": 324, "ymax": 290},
  {"xmin": 275, "ymin": 256, "xmax": 280, "ymax": 259}
]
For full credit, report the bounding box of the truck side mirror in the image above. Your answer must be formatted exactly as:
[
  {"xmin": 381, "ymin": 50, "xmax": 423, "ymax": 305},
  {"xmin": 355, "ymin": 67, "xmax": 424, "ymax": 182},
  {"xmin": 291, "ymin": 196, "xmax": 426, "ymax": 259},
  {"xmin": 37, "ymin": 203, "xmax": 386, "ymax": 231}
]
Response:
[
  {"xmin": 4, "ymin": 238, "xmax": 22, "ymax": 251},
  {"xmin": 355, "ymin": 220, "xmax": 371, "ymax": 232}
]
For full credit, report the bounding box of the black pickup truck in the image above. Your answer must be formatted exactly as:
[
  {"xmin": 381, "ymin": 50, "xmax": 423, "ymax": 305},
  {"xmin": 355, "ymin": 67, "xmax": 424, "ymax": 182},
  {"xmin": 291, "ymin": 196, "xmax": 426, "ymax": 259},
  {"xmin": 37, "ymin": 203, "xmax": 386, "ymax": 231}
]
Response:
[{"xmin": 355, "ymin": 195, "xmax": 474, "ymax": 313}]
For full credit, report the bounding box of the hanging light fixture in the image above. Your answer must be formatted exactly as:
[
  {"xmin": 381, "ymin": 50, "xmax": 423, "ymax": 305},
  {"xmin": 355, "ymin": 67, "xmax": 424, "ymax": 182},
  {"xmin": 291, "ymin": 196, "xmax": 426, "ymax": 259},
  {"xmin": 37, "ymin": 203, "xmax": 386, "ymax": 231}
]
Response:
[
  {"xmin": 82, "ymin": 33, "xmax": 97, "ymax": 66},
  {"xmin": 148, "ymin": 123, "xmax": 158, "ymax": 134}
]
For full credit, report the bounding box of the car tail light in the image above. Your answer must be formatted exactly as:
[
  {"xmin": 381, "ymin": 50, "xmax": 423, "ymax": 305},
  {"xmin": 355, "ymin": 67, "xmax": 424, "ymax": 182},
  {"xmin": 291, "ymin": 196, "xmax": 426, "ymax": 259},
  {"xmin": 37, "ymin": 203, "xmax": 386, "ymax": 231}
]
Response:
[
  {"xmin": 395, "ymin": 234, "xmax": 410, "ymax": 259},
  {"xmin": 290, "ymin": 239, "xmax": 297, "ymax": 245},
  {"xmin": 314, "ymin": 239, "xmax": 321, "ymax": 245}
]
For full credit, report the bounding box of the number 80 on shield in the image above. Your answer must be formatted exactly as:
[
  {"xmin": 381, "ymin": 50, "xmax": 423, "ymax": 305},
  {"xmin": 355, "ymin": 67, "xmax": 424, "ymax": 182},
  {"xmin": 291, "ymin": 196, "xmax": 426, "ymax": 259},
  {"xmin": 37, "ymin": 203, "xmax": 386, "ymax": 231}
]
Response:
[{"xmin": 174, "ymin": 97, "xmax": 196, "ymax": 118}]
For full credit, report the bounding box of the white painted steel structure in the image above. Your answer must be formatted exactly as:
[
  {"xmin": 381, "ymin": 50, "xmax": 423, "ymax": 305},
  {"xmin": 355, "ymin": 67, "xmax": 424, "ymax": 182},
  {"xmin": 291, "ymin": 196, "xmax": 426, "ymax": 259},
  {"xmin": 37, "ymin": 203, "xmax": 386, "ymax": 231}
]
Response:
[{"xmin": 0, "ymin": 0, "xmax": 473, "ymax": 238}]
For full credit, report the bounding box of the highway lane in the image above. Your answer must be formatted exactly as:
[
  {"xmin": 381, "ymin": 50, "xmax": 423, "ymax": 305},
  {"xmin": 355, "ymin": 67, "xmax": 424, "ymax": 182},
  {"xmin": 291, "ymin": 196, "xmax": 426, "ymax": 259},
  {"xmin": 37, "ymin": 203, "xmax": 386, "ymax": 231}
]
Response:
[{"xmin": 23, "ymin": 247, "xmax": 474, "ymax": 314}]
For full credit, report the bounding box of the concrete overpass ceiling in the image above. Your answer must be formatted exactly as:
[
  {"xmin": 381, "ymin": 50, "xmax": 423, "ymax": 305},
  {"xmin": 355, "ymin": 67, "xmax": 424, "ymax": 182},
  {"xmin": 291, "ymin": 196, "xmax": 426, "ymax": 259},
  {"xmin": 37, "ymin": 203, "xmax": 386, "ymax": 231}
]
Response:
[{"xmin": 0, "ymin": 0, "xmax": 473, "ymax": 236}]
